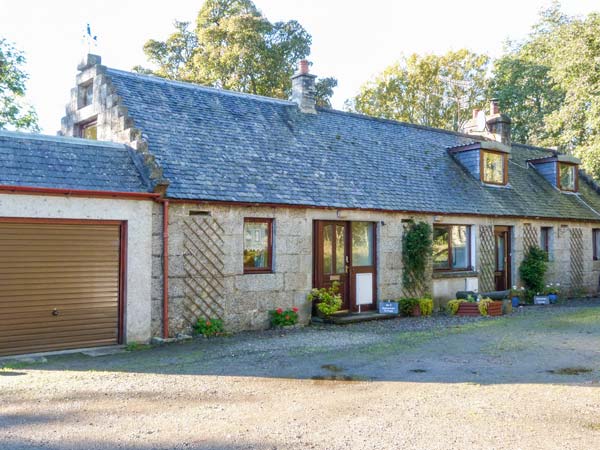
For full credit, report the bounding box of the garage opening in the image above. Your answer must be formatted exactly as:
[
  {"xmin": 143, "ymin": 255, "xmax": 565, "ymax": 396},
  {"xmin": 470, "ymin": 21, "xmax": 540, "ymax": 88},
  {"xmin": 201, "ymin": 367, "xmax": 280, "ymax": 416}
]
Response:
[{"xmin": 0, "ymin": 219, "xmax": 125, "ymax": 357}]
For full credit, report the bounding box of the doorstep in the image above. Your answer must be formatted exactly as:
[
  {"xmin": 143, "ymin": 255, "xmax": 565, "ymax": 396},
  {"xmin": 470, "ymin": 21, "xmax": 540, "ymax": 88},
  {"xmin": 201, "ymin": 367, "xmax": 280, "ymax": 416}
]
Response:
[
  {"xmin": 312, "ymin": 312, "xmax": 398, "ymax": 325},
  {"xmin": 0, "ymin": 345, "xmax": 126, "ymax": 363}
]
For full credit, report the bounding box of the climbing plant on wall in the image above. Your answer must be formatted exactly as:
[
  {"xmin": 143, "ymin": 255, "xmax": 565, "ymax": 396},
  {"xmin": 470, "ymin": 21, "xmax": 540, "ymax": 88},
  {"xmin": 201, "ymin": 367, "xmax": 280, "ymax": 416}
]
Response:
[{"xmin": 402, "ymin": 220, "xmax": 433, "ymax": 297}]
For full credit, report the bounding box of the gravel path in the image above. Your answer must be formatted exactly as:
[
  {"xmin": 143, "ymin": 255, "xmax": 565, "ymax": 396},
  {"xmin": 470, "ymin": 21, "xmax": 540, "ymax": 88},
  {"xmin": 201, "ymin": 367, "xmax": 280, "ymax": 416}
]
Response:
[{"xmin": 2, "ymin": 300, "xmax": 600, "ymax": 449}]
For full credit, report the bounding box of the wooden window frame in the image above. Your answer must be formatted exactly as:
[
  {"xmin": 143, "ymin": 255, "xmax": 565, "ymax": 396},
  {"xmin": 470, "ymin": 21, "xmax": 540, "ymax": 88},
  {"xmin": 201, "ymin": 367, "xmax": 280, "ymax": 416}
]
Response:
[
  {"xmin": 593, "ymin": 229, "xmax": 600, "ymax": 261},
  {"xmin": 243, "ymin": 218, "xmax": 273, "ymax": 274},
  {"xmin": 480, "ymin": 150, "xmax": 508, "ymax": 186},
  {"xmin": 540, "ymin": 226, "xmax": 552, "ymax": 255},
  {"xmin": 557, "ymin": 162, "xmax": 579, "ymax": 192},
  {"xmin": 78, "ymin": 119, "xmax": 98, "ymax": 140},
  {"xmin": 433, "ymin": 224, "xmax": 472, "ymax": 272}
]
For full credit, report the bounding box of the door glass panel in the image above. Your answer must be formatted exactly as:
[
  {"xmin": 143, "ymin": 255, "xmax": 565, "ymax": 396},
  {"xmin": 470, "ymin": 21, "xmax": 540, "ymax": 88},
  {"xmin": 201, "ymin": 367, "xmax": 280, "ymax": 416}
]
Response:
[
  {"xmin": 335, "ymin": 225, "xmax": 345, "ymax": 274},
  {"xmin": 352, "ymin": 222, "xmax": 373, "ymax": 266},
  {"xmin": 323, "ymin": 225, "xmax": 333, "ymax": 274},
  {"xmin": 497, "ymin": 235, "xmax": 505, "ymax": 271}
]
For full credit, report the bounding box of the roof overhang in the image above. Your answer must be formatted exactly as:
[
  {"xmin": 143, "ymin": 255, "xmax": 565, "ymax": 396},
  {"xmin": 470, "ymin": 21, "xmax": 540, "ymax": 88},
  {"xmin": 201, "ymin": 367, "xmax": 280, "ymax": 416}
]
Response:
[
  {"xmin": 527, "ymin": 154, "xmax": 581, "ymax": 165},
  {"xmin": 447, "ymin": 140, "xmax": 511, "ymax": 155}
]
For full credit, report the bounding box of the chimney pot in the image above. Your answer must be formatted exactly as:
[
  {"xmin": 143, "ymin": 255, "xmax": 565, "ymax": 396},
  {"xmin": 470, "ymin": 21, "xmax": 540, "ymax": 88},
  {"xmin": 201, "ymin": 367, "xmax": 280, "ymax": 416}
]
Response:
[
  {"xmin": 490, "ymin": 99, "xmax": 500, "ymax": 115},
  {"xmin": 299, "ymin": 59, "xmax": 310, "ymax": 75}
]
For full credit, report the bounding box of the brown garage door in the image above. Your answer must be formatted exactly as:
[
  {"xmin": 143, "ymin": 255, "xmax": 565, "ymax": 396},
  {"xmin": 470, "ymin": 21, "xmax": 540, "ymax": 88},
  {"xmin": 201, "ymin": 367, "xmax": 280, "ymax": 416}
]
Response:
[{"xmin": 0, "ymin": 219, "xmax": 124, "ymax": 357}]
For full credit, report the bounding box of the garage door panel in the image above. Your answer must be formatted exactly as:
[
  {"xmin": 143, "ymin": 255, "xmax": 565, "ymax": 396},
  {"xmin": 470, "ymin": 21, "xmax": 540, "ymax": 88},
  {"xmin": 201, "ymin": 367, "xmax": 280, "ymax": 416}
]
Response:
[
  {"xmin": 0, "ymin": 221, "xmax": 122, "ymax": 356},
  {"xmin": 0, "ymin": 308, "xmax": 118, "ymax": 325}
]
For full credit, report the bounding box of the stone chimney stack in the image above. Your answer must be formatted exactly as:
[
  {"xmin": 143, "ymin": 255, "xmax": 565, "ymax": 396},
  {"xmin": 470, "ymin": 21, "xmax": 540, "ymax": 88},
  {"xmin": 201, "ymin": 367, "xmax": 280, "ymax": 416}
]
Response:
[
  {"xmin": 486, "ymin": 99, "xmax": 511, "ymax": 145},
  {"xmin": 291, "ymin": 60, "xmax": 317, "ymax": 114},
  {"xmin": 461, "ymin": 99, "xmax": 512, "ymax": 146}
]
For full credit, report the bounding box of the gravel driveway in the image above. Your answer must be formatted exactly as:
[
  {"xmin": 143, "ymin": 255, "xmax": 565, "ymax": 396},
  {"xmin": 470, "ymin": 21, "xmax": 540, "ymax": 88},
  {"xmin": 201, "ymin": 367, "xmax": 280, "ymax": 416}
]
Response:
[{"xmin": 2, "ymin": 300, "xmax": 600, "ymax": 449}]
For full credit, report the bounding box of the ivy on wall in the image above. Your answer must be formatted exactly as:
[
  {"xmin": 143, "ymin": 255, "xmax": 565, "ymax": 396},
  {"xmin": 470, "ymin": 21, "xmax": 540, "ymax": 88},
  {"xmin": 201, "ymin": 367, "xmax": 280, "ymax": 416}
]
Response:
[{"xmin": 402, "ymin": 220, "xmax": 433, "ymax": 297}]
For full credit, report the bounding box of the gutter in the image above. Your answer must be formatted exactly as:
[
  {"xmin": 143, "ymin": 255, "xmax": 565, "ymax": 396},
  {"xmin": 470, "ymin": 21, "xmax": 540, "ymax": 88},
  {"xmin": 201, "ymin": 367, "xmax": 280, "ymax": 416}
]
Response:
[
  {"xmin": 0, "ymin": 184, "xmax": 161, "ymax": 200},
  {"xmin": 154, "ymin": 199, "xmax": 170, "ymax": 338}
]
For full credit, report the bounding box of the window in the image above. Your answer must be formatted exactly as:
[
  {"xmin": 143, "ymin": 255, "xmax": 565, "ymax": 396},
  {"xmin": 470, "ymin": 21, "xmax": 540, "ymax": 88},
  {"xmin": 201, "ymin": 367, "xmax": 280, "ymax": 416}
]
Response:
[
  {"xmin": 594, "ymin": 229, "xmax": 600, "ymax": 261},
  {"xmin": 243, "ymin": 218, "xmax": 273, "ymax": 273},
  {"xmin": 558, "ymin": 163, "xmax": 577, "ymax": 192},
  {"xmin": 351, "ymin": 222, "xmax": 374, "ymax": 266},
  {"xmin": 433, "ymin": 225, "xmax": 471, "ymax": 271},
  {"xmin": 79, "ymin": 83, "xmax": 93, "ymax": 108},
  {"xmin": 481, "ymin": 151, "xmax": 507, "ymax": 185},
  {"xmin": 541, "ymin": 226, "xmax": 553, "ymax": 260},
  {"xmin": 80, "ymin": 121, "xmax": 97, "ymax": 140}
]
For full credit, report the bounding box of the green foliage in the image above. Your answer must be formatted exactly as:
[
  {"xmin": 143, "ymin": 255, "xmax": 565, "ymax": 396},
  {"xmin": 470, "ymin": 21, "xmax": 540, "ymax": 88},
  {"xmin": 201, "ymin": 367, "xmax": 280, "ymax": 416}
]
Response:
[
  {"xmin": 269, "ymin": 307, "xmax": 299, "ymax": 327},
  {"xmin": 350, "ymin": 49, "xmax": 490, "ymax": 131},
  {"xmin": 193, "ymin": 317, "xmax": 224, "ymax": 337},
  {"xmin": 0, "ymin": 38, "xmax": 38, "ymax": 131},
  {"xmin": 447, "ymin": 299, "xmax": 466, "ymax": 315},
  {"xmin": 418, "ymin": 297, "xmax": 433, "ymax": 316},
  {"xmin": 489, "ymin": 4, "xmax": 600, "ymax": 178},
  {"xmin": 398, "ymin": 297, "xmax": 420, "ymax": 316},
  {"xmin": 519, "ymin": 246, "xmax": 549, "ymax": 297},
  {"xmin": 401, "ymin": 221, "xmax": 433, "ymax": 297},
  {"xmin": 307, "ymin": 282, "xmax": 342, "ymax": 316},
  {"xmin": 125, "ymin": 342, "xmax": 152, "ymax": 352},
  {"xmin": 136, "ymin": 0, "xmax": 336, "ymax": 105},
  {"xmin": 478, "ymin": 298, "xmax": 494, "ymax": 316},
  {"xmin": 509, "ymin": 286, "xmax": 526, "ymax": 298}
]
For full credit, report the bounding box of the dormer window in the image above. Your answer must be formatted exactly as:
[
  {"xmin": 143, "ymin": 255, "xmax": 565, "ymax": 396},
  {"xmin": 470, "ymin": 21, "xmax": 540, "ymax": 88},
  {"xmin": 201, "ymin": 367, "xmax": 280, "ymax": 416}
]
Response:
[
  {"xmin": 481, "ymin": 151, "xmax": 507, "ymax": 185},
  {"xmin": 558, "ymin": 163, "xmax": 577, "ymax": 192},
  {"xmin": 528, "ymin": 155, "xmax": 580, "ymax": 193},
  {"xmin": 448, "ymin": 141, "xmax": 511, "ymax": 187}
]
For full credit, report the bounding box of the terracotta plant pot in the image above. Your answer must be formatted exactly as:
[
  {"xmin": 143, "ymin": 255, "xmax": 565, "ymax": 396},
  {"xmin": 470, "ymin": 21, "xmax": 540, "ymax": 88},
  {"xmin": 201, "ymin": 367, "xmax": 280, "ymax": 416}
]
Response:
[{"xmin": 412, "ymin": 304, "xmax": 421, "ymax": 317}]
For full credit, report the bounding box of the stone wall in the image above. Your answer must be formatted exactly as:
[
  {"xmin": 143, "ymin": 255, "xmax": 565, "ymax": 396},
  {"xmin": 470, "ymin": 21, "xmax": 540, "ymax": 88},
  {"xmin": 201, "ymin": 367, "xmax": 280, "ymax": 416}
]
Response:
[{"xmin": 154, "ymin": 203, "xmax": 600, "ymax": 337}]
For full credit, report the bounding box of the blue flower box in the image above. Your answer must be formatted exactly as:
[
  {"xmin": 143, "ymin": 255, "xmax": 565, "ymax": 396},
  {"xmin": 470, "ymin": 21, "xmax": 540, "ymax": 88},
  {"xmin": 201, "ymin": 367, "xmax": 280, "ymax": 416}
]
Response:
[{"xmin": 379, "ymin": 301, "xmax": 399, "ymax": 315}]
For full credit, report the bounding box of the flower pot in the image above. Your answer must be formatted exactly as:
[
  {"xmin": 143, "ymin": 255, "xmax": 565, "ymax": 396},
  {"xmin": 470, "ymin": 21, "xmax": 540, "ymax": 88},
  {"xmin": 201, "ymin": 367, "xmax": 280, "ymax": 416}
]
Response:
[
  {"xmin": 511, "ymin": 296, "xmax": 520, "ymax": 308},
  {"xmin": 456, "ymin": 301, "xmax": 503, "ymax": 317},
  {"xmin": 412, "ymin": 304, "xmax": 421, "ymax": 317},
  {"xmin": 548, "ymin": 293, "xmax": 558, "ymax": 304}
]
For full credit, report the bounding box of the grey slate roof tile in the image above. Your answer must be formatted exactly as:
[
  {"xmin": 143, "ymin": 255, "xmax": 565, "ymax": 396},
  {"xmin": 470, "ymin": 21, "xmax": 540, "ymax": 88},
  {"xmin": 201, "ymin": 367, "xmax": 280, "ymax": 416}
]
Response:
[
  {"xmin": 105, "ymin": 68, "xmax": 600, "ymax": 221},
  {"xmin": 0, "ymin": 131, "xmax": 150, "ymax": 193}
]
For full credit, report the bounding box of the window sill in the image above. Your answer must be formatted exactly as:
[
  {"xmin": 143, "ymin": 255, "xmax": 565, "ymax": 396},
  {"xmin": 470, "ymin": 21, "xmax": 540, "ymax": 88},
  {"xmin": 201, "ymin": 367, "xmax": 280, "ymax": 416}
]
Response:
[
  {"xmin": 433, "ymin": 270, "xmax": 478, "ymax": 279},
  {"xmin": 243, "ymin": 269, "xmax": 274, "ymax": 275}
]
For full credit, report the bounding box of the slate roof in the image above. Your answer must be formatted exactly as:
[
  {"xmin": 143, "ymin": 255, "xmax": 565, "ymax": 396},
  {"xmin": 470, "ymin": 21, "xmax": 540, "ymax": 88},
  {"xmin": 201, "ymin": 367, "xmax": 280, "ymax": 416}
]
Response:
[
  {"xmin": 0, "ymin": 130, "xmax": 150, "ymax": 192},
  {"xmin": 106, "ymin": 68, "xmax": 600, "ymax": 221}
]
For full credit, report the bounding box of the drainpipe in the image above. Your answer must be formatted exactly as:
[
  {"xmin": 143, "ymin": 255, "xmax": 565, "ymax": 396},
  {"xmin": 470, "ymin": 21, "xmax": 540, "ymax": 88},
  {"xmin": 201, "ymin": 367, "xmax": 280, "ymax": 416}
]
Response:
[{"xmin": 162, "ymin": 200, "xmax": 170, "ymax": 338}]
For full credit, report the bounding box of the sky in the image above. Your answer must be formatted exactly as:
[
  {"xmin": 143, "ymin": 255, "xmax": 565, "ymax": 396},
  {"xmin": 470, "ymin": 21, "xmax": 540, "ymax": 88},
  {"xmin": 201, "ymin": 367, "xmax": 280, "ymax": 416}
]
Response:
[{"xmin": 1, "ymin": 0, "xmax": 598, "ymax": 134}]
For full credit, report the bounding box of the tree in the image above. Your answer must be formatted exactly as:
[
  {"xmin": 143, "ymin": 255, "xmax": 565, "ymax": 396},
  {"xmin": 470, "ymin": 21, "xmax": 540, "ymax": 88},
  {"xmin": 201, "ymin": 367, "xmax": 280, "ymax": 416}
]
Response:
[
  {"xmin": 136, "ymin": 0, "xmax": 337, "ymax": 105},
  {"xmin": 0, "ymin": 38, "xmax": 38, "ymax": 131},
  {"xmin": 349, "ymin": 49, "xmax": 490, "ymax": 131},
  {"xmin": 489, "ymin": 3, "xmax": 600, "ymax": 177}
]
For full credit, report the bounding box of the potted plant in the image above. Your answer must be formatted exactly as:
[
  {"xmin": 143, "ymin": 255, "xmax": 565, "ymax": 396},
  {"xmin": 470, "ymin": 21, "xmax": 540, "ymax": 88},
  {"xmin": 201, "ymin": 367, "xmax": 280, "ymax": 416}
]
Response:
[
  {"xmin": 307, "ymin": 282, "xmax": 342, "ymax": 318},
  {"xmin": 399, "ymin": 297, "xmax": 420, "ymax": 317},
  {"xmin": 544, "ymin": 283, "xmax": 560, "ymax": 304},
  {"xmin": 418, "ymin": 297, "xmax": 433, "ymax": 316},
  {"xmin": 509, "ymin": 286, "xmax": 525, "ymax": 308}
]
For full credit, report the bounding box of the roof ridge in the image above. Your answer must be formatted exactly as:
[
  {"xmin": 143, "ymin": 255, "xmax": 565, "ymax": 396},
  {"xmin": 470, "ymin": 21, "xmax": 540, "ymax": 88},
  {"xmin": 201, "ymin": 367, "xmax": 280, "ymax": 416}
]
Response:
[
  {"xmin": 0, "ymin": 129, "xmax": 128, "ymax": 149},
  {"xmin": 106, "ymin": 67, "xmax": 296, "ymax": 107}
]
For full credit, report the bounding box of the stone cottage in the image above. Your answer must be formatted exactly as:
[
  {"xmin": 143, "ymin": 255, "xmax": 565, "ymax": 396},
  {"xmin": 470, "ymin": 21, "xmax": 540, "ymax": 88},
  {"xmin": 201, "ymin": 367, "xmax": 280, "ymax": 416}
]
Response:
[{"xmin": 60, "ymin": 54, "xmax": 600, "ymax": 338}]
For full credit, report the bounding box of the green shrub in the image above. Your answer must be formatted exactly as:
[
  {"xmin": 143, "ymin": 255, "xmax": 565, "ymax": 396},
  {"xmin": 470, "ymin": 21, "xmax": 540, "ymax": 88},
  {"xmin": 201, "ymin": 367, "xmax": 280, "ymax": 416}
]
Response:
[
  {"xmin": 418, "ymin": 298, "xmax": 433, "ymax": 316},
  {"xmin": 447, "ymin": 299, "xmax": 466, "ymax": 315},
  {"xmin": 519, "ymin": 246, "xmax": 548, "ymax": 299},
  {"xmin": 193, "ymin": 318, "xmax": 224, "ymax": 337},
  {"xmin": 478, "ymin": 298, "xmax": 494, "ymax": 316},
  {"xmin": 307, "ymin": 282, "xmax": 342, "ymax": 316},
  {"xmin": 402, "ymin": 221, "xmax": 432, "ymax": 297},
  {"xmin": 269, "ymin": 307, "xmax": 299, "ymax": 327},
  {"xmin": 399, "ymin": 297, "xmax": 420, "ymax": 316}
]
